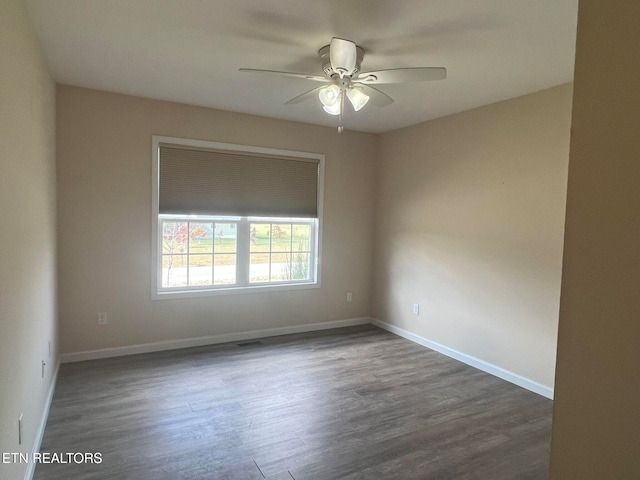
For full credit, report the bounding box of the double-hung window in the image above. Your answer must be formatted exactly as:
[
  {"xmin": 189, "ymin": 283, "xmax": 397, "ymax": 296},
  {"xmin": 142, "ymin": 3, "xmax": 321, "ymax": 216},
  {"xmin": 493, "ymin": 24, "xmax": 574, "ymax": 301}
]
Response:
[{"xmin": 151, "ymin": 136, "xmax": 323, "ymax": 298}]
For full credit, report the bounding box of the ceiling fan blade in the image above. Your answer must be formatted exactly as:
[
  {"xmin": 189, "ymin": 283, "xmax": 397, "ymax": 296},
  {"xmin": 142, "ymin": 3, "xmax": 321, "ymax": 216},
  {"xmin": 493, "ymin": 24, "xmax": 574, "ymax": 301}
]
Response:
[
  {"xmin": 239, "ymin": 68, "xmax": 327, "ymax": 82},
  {"xmin": 355, "ymin": 67, "xmax": 447, "ymax": 84},
  {"xmin": 285, "ymin": 86, "xmax": 325, "ymax": 105},
  {"xmin": 329, "ymin": 37, "xmax": 357, "ymax": 77},
  {"xmin": 358, "ymin": 85, "xmax": 394, "ymax": 107}
]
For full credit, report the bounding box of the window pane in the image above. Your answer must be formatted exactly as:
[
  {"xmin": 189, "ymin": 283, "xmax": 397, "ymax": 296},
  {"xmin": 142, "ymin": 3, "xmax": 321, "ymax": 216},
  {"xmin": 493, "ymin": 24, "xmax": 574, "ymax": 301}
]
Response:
[
  {"xmin": 214, "ymin": 254, "xmax": 236, "ymax": 285},
  {"xmin": 250, "ymin": 224, "xmax": 270, "ymax": 252},
  {"xmin": 162, "ymin": 222, "xmax": 188, "ymax": 254},
  {"xmin": 162, "ymin": 254, "xmax": 187, "ymax": 268},
  {"xmin": 292, "ymin": 224, "xmax": 311, "ymax": 251},
  {"xmin": 189, "ymin": 223, "xmax": 213, "ymax": 253},
  {"xmin": 214, "ymin": 223, "xmax": 237, "ymax": 253},
  {"xmin": 291, "ymin": 253, "xmax": 310, "ymax": 280},
  {"xmin": 188, "ymin": 255, "xmax": 213, "ymax": 286},
  {"xmin": 162, "ymin": 254, "xmax": 187, "ymax": 287},
  {"xmin": 270, "ymin": 253, "xmax": 291, "ymax": 281},
  {"xmin": 249, "ymin": 253, "xmax": 270, "ymax": 283},
  {"xmin": 271, "ymin": 224, "xmax": 292, "ymax": 252}
]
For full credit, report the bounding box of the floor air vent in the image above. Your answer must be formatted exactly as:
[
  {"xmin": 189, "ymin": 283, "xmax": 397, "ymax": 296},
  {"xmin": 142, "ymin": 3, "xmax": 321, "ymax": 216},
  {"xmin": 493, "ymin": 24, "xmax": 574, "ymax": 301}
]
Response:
[{"xmin": 236, "ymin": 340, "xmax": 264, "ymax": 347}]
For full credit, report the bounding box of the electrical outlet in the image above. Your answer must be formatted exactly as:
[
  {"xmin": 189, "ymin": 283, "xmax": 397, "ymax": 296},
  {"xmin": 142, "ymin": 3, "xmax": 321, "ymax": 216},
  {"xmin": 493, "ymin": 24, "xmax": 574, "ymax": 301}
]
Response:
[
  {"xmin": 18, "ymin": 414, "xmax": 23, "ymax": 445},
  {"xmin": 413, "ymin": 303, "xmax": 420, "ymax": 315},
  {"xmin": 346, "ymin": 292, "xmax": 352, "ymax": 302},
  {"xmin": 97, "ymin": 312, "xmax": 108, "ymax": 325}
]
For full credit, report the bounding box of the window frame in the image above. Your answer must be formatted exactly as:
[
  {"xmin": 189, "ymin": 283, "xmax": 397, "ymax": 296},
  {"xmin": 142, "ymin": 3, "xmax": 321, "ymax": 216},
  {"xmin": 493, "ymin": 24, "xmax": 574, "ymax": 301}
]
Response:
[{"xmin": 151, "ymin": 136, "xmax": 324, "ymax": 300}]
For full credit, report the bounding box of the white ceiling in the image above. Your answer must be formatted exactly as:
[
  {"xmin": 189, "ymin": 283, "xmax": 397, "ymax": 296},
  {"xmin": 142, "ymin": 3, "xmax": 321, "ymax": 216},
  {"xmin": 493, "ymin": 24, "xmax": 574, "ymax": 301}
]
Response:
[{"xmin": 27, "ymin": 0, "xmax": 578, "ymax": 134}]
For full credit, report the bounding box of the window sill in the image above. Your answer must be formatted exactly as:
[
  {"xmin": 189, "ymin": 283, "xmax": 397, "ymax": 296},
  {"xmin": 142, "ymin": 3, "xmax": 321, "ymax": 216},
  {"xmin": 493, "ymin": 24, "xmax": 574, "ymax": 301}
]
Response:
[{"xmin": 152, "ymin": 281, "xmax": 320, "ymax": 300}]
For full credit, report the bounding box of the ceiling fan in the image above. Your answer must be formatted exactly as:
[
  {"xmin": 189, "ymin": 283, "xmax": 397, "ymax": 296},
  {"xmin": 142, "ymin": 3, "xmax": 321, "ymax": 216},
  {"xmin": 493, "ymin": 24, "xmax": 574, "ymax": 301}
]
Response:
[{"xmin": 240, "ymin": 37, "xmax": 447, "ymax": 132}]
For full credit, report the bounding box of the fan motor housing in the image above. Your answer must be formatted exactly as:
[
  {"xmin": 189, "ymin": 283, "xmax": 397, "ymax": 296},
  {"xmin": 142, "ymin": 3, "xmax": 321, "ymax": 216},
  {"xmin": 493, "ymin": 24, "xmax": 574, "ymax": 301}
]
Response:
[{"xmin": 318, "ymin": 44, "xmax": 365, "ymax": 77}]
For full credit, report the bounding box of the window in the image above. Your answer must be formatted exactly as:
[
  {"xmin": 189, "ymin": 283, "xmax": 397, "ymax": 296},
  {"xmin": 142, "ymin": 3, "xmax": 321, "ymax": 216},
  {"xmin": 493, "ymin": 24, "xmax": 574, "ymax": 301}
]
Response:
[
  {"xmin": 159, "ymin": 216, "xmax": 316, "ymax": 290},
  {"xmin": 248, "ymin": 220, "xmax": 313, "ymax": 283},
  {"xmin": 152, "ymin": 136, "xmax": 323, "ymax": 298},
  {"xmin": 161, "ymin": 219, "xmax": 238, "ymax": 288}
]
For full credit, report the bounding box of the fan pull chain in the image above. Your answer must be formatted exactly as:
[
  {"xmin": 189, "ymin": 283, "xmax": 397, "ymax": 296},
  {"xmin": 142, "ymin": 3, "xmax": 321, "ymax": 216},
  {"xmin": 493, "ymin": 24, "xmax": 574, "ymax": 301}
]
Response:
[{"xmin": 338, "ymin": 88, "xmax": 345, "ymax": 133}]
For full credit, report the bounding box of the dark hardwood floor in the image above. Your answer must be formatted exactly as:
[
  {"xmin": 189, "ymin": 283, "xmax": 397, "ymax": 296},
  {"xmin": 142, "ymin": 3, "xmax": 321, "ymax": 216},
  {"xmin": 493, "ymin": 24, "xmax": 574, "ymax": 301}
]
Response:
[{"xmin": 35, "ymin": 325, "xmax": 552, "ymax": 479}]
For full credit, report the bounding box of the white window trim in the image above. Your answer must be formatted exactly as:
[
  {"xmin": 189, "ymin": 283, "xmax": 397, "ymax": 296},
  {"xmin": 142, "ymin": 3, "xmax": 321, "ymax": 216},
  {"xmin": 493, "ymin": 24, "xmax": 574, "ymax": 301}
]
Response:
[{"xmin": 151, "ymin": 136, "xmax": 324, "ymax": 300}]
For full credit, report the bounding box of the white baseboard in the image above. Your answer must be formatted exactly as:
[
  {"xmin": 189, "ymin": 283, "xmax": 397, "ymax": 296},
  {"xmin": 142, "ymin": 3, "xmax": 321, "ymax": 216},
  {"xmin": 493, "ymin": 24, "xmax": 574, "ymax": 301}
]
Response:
[
  {"xmin": 60, "ymin": 317, "xmax": 372, "ymax": 363},
  {"xmin": 371, "ymin": 318, "xmax": 554, "ymax": 399},
  {"xmin": 24, "ymin": 360, "xmax": 60, "ymax": 480}
]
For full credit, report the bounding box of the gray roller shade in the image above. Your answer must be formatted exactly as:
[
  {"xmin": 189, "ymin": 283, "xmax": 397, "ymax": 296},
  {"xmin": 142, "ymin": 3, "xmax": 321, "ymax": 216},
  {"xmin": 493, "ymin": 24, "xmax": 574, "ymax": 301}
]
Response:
[{"xmin": 159, "ymin": 144, "xmax": 319, "ymax": 217}]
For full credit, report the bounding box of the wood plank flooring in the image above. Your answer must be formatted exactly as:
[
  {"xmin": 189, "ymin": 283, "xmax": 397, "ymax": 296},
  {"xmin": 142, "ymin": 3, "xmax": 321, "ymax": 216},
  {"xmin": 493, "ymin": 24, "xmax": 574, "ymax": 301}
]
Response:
[{"xmin": 35, "ymin": 325, "xmax": 552, "ymax": 479}]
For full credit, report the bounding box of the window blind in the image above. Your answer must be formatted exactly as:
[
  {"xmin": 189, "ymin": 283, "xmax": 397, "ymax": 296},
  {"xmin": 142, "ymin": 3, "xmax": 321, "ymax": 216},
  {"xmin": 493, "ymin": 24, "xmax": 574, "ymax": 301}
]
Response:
[{"xmin": 159, "ymin": 143, "xmax": 319, "ymax": 218}]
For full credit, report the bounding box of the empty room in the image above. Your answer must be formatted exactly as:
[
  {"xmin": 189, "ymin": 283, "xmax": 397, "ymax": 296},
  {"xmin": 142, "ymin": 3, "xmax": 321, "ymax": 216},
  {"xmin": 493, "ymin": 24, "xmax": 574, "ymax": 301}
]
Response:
[{"xmin": 2, "ymin": 0, "xmax": 639, "ymax": 479}]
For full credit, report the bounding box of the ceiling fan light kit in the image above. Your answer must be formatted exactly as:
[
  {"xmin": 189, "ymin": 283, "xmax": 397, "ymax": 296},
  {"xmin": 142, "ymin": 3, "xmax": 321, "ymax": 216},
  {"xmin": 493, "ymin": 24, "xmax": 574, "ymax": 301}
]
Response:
[
  {"xmin": 319, "ymin": 83, "xmax": 369, "ymax": 116},
  {"xmin": 318, "ymin": 84, "xmax": 341, "ymax": 112},
  {"xmin": 322, "ymin": 98, "xmax": 341, "ymax": 115},
  {"xmin": 346, "ymin": 87, "xmax": 369, "ymax": 112},
  {"xmin": 240, "ymin": 37, "xmax": 446, "ymax": 132}
]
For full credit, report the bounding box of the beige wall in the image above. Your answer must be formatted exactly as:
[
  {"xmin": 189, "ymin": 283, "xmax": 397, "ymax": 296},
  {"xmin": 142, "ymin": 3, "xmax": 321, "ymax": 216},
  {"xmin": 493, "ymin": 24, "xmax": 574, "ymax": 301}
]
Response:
[
  {"xmin": 373, "ymin": 84, "xmax": 572, "ymax": 389},
  {"xmin": 0, "ymin": 1, "xmax": 58, "ymax": 479},
  {"xmin": 56, "ymin": 85, "xmax": 376, "ymax": 354},
  {"xmin": 549, "ymin": 1, "xmax": 640, "ymax": 478}
]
